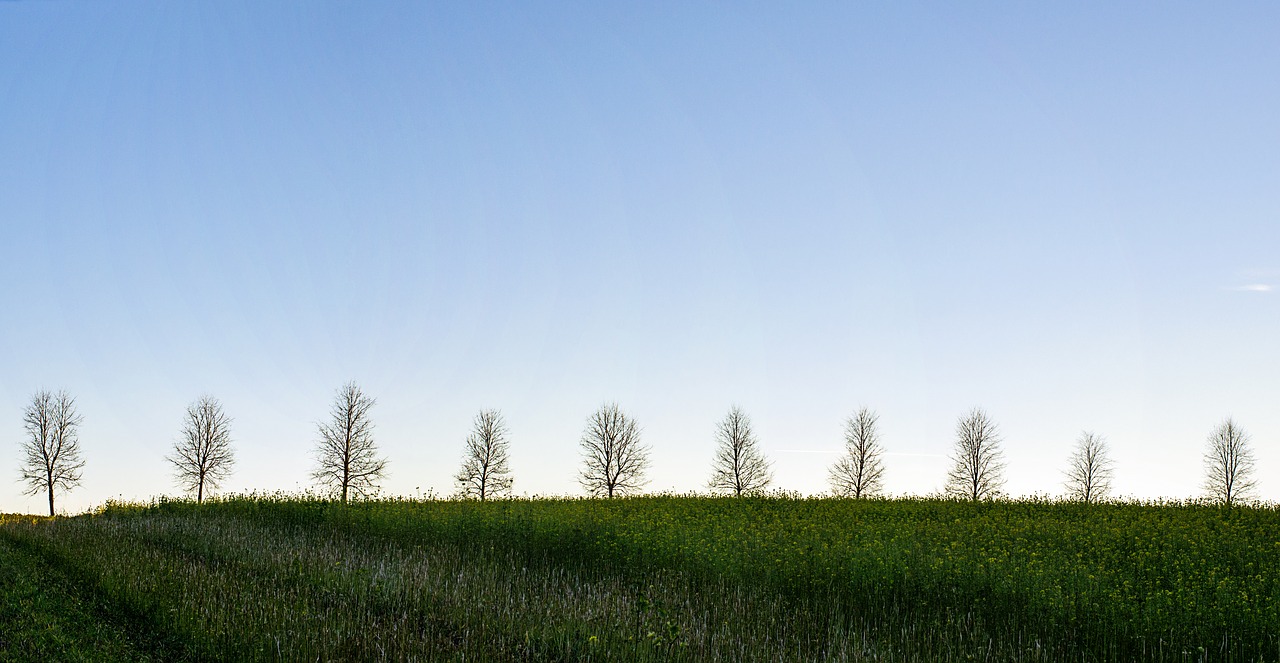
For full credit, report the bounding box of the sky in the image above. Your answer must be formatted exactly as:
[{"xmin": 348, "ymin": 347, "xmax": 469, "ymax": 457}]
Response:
[{"xmin": 1, "ymin": 2, "xmax": 1278, "ymax": 514}]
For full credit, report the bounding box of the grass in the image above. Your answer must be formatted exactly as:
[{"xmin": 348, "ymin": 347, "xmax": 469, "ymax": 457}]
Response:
[
  {"xmin": 1, "ymin": 495, "xmax": 1278, "ymax": 661},
  {"xmin": 0, "ymin": 515, "xmax": 158, "ymax": 661}
]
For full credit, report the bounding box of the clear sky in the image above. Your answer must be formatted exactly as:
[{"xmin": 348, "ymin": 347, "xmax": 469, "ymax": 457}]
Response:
[{"xmin": 2, "ymin": 2, "xmax": 1278, "ymax": 513}]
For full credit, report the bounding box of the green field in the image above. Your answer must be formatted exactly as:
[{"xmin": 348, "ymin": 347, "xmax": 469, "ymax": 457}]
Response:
[{"xmin": 1, "ymin": 496, "xmax": 1278, "ymax": 661}]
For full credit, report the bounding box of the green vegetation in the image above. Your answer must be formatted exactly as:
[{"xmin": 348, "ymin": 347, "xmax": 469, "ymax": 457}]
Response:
[
  {"xmin": 2, "ymin": 496, "xmax": 1278, "ymax": 661},
  {"xmin": 0, "ymin": 516, "xmax": 156, "ymax": 661}
]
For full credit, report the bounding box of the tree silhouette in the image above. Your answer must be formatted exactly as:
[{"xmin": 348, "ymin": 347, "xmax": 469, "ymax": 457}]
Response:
[
  {"xmin": 20, "ymin": 390, "xmax": 85, "ymax": 516},
  {"xmin": 1063, "ymin": 431, "xmax": 1113, "ymax": 503},
  {"xmin": 312, "ymin": 382, "xmax": 387, "ymax": 503},
  {"xmin": 578, "ymin": 403, "xmax": 649, "ymax": 498},
  {"xmin": 1203, "ymin": 418, "xmax": 1255, "ymax": 506},
  {"xmin": 168, "ymin": 395, "xmax": 236, "ymax": 503},
  {"xmin": 944, "ymin": 408, "xmax": 1005, "ymax": 501},
  {"xmin": 708, "ymin": 406, "xmax": 772, "ymax": 496},
  {"xmin": 829, "ymin": 407, "xmax": 885, "ymax": 498},
  {"xmin": 455, "ymin": 409, "xmax": 513, "ymax": 500}
]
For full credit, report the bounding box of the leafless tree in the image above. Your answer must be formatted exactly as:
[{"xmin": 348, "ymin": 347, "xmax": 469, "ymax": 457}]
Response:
[
  {"xmin": 455, "ymin": 409, "xmax": 513, "ymax": 500},
  {"xmin": 312, "ymin": 381, "xmax": 387, "ymax": 503},
  {"xmin": 1062, "ymin": 431, "xmax": 1113, "ymax": 503},
  {"xmin": 20, "ymin": 390, "xmax": 85, "ymax": 516},
  {"xmin": 829, "ymin": 407, "xmax": 885, "ymax": 498},
  {"xmin": 579, "ymin": 403, "xmax": 649, "ymax": 498},
  {"xmin": 944, "ymin": 408, "xmax": 1006, "ymax": 501},
  {"xmin": 707, "ymin": 406, "xmax": 772, "ymax": 496},
  {"xmin": 1203, "ymin": 418, "xmax": 1256, "ymax": 506},
  {"xmin": 167, "ymin": 395, "xmax": 236, "ymax": 503}
]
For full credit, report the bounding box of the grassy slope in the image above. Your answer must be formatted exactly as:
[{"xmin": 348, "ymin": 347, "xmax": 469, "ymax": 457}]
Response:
[
  {"xmin": 0, "ymin": 517, "xmax": 157, "ymax": 662},
  {"xmin": 1, "ymin": 497, "xmax": 1278, "ymax": 662}
]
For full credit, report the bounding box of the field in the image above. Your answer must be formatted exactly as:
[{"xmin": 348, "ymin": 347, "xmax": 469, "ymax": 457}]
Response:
[{"xmin": 1, "ymin": 496, "xmax": 1278, "ymax": 662}]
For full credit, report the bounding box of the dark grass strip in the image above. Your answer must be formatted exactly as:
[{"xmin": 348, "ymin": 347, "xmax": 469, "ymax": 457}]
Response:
[{"xmin": 0, "ymin": 532, "xmax": 169, "ymax": 662}]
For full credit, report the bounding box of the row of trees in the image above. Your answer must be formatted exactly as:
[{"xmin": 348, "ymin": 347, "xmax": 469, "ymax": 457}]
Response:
[
  {"xmin": 829, "ymin": 406, "xmax": 1257, "ymax": 506},
  {"xmin": 12, "ymin": 385, "xmax": 1263, "ymax": 515}
]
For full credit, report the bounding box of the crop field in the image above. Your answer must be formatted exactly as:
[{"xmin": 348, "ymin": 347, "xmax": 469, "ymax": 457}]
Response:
[{"xmin": 1, "ymin": 496, "xmax": 1278, "ymax": 662}]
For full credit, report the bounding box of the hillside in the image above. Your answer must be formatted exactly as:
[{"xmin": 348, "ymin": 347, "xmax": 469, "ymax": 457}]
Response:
[{"xmin": 2, "ymin": 496, "xmax": 1278, "ymax": 661}]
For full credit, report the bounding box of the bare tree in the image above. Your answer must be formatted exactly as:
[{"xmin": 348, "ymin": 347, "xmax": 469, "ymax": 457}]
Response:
[
  {"xmin": 455, "ymin": 409, "xmax": 513, "ymax": 500},
  {"xmin": 167, "ymin": 395, "xmax": 236, "ymax": 503},
  {"xmin": 707, "ymin": 406, "xmax": 772, "ymax": 496},
  {"xmin": 1062, "ymin": 431, "xmax": 1113, "ymax": 503},
  {"xmin": 829, "ymin": 407, "xmax": 885, "ymax": 498},
  {"xmin": 944, "ymin": 408, "xmax": 1006, "ymax": 501},
  {"xmin": 20, "ymin": 390, "xmax": 86, "ymax": 516},
  {"xmin": 1203, "ymin": 418, "xmax": 1256, "ymax": 506},
  {"xmin": 579, "ymin": 403, "xmax": 649, "ymax": 498},
  {"xmin": 312, "ymin": 381, "xmax": 387, "ymax": 503}
]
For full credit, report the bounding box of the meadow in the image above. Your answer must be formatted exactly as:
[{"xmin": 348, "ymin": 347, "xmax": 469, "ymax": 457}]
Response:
[{"xmin": 1, "ymin": 495, "xmax": 1277, "ymax": 662}]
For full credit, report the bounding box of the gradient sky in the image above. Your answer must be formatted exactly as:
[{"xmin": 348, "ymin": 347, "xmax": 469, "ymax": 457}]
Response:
[{"xmin": 2, "ymin": 2, "xmax": 1278, "ymax": 513}]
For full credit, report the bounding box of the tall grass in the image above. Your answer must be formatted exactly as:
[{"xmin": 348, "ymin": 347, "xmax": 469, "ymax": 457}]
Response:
[
  {"xmin": 0, "ymin": 516, "xmax": 154, "ymax": 661},
  {"xmin": 2, "ymin": 496, "xmax": 1278, "ymax": 661}
]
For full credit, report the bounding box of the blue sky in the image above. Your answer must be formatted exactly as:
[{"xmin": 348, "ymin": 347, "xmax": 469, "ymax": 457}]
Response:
[{"xmin": 2, "ymin": 2, "xmax": 1278, "ymax": 512}]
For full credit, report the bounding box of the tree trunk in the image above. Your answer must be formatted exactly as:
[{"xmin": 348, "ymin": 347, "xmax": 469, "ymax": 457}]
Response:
[{"xmin": 48, "ymin": 487, "xmax": 54, "ymax": 517}]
